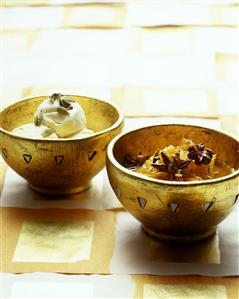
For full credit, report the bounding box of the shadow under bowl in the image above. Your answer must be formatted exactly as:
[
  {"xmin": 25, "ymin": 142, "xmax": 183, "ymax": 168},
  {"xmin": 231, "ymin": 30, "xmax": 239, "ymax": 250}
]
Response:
[{"xmin": 106, "ymin": 124, "xmax": 239, "ymax": 242}]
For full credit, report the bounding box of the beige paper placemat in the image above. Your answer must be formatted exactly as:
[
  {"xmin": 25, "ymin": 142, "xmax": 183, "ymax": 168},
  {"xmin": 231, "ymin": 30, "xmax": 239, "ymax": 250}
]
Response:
[
  {"xmin": 219, "ymin": 115, "xmax": 239, "ymax": 138},
  {"xmin": 0, "ymin": 159, "xmax": 7, "ymax": 194},
  {"xmin": 122, "ymin": 86, "xmax": 218, "ymax": 118},
  {"xmin": 110, "ymin": 212, "xmax": 220, "ymax": 275},
  {"xmin": 147, "ymin": 234, "xmax": 220, "ymax": 264},
  {"xmin": 3, "ymin": 273, "xmax": 135, "ymax": 299},
  {"xmin": 3, "ymin": 273, "xmax": 239, "ymax": 299},
  {"xmin": 2, "ymin": 0, "xmax": 49, "ymax": 6},
  {"xmin": 1, "ymin": 167, "xmax": 122, "ymax": 210},
  {"xmin": 132, "ymin": 275, "xmax": 239, "ymax": 299},
  {"xmin": 63, "ymin": 3, "xmax": 126, "ymax": 29},
  {"xmin": 1, "ymin": 207, "xmax": 115, "ymax": 274},
  {"xmin": 110, "ymin": 208, "xmax": 239, "ymax": 276}
]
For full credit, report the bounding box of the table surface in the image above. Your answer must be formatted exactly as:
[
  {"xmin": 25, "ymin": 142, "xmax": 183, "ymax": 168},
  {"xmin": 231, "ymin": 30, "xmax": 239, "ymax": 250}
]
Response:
[{"xmin": 1, "ymin": 1, "xmax": 239, "ymax": 298}]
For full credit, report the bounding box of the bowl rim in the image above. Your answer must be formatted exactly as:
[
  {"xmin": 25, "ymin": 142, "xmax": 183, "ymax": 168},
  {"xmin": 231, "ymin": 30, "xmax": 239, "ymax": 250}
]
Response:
[
  {"xmin": 0, "ymin": 95, "xmax": 124, "ymax": 142},
  {"xmin": 107, "ymin": 123, "xmax": 239, "ymax": 186}
]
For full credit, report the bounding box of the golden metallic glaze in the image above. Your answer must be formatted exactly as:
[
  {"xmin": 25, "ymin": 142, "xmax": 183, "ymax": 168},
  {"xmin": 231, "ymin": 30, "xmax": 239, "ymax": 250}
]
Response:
[
  {"xmin": 106, "ymin": 124, "xmax": 239, "ymax": 242},
  {"xmin": 0, "ymin": 95, "xmax": 124, "ymax": 195}
]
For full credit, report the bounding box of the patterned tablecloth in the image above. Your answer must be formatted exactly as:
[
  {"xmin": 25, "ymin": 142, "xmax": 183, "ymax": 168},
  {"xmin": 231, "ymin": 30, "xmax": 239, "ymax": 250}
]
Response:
[{"xmin": 1, "ymin": 1, "xmax": 239, "ymax": 298}]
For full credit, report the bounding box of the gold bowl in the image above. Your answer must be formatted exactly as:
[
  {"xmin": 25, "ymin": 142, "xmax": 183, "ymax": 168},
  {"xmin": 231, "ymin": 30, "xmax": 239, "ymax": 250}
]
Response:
[
  {"xmin": 106, "ymin": 124, "xmax": 239, "ymax": 242},
  {"xmin": 0, "ymin": 95, "xmax": 123, "ymax": 195}
]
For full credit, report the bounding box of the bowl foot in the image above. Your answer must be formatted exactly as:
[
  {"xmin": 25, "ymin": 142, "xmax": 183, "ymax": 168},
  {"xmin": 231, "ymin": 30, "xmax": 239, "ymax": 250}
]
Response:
[
  {"xmin": 28, "ymin": 183, "xmax": 91, "ymax": 195},
  {"xmin": 142, "ymin": 225, "xmax": 216, "ymax": 242}
]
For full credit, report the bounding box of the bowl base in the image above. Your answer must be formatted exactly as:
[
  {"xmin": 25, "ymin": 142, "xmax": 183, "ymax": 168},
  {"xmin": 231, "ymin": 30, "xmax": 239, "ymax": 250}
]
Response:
[
  {"xmin": 142, "ymin": 225, "xmax": 216, "ymax": 242},
  {"xmin": 28, "ymin": 183, "xmax": 91, "ymax": 195}
]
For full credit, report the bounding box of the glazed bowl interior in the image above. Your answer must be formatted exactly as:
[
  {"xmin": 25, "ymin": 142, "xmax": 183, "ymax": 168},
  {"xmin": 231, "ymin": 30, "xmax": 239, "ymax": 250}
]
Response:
[{"xmin": 113, "ymin": 124, "xmax": 239, "ymax": 180}]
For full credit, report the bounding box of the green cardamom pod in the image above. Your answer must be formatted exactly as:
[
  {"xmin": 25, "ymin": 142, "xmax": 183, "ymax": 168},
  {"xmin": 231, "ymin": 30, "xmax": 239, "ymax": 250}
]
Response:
[
  {"xmin": 34, "ymin": 113, "xmax": 43, "ymax": 126},
  {"xmin": 41, "ymin": 128, "xmax": 55, "ymax": 138}
]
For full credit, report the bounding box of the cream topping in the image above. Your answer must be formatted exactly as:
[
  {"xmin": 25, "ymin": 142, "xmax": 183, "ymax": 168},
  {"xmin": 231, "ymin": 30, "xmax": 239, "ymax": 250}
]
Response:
[
  {"xmin": 35, "ymin": 93, "xmax": 87, "ymax": 138},
  {"xmin": 12, "ymin": 124, "xmax": 93, "ymax": 139},
  {"xmin": 12, "ymin": 93, "xmax": 94, "ymax": 139}
]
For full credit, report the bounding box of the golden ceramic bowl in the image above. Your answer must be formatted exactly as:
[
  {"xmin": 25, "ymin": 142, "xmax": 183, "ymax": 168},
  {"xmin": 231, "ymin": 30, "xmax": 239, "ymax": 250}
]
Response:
[
  {"xmin": 0, "ymin": 95, "xmax": 123, "ymax": 195},
  {"xmin": 106, "ymin": 124, "xmax": 239, "ymax": 242}
]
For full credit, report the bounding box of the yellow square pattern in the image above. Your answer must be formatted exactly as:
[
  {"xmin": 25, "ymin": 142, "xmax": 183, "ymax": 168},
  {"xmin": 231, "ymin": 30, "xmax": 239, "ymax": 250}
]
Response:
[
  {"xmin": 13, "ymin": 220, "xmax": 94, "ymax": 263},
  {"xmin": 143, "ymin": 284, "xmax": 227, "ymax": 299}
]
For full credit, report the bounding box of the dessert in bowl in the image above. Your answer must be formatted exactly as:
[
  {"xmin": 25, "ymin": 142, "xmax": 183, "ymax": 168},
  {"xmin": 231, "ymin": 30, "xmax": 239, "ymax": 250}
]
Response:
[
  {"xmin": 106, "ymin": 124, "xmax": 239, "ymax": 242},
  {"xmin": 0, "ymin": 94, "xmax": 124, "ymax": 195}
]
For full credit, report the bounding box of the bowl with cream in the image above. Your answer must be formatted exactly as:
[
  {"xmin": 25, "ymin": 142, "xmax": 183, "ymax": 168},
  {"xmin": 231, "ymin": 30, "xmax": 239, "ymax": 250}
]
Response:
[{"xmin": 0, "ymin": 94, "xmax": 124, "ymax": 195}]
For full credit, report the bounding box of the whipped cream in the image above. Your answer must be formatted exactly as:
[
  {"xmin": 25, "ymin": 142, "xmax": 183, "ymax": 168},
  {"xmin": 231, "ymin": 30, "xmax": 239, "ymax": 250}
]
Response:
[{"xmin": 12, "ymin": 94, "xmax": 94, "ymax": 139}]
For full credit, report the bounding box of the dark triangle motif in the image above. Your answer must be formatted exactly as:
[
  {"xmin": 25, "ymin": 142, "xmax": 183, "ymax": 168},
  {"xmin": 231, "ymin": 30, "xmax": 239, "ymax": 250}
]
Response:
[
  {"xmin": 204, "ymin": 202, "xmax": 213, "ymax": 212},
  {"xmin": 23, "ymin": 154, "xmax": 32, "ymax": 164},
  {"xmin": 169, "ymin": 203, "xmax": 179, "ymax": 215},
  {"xmin": 137, "ymin": 197, "xmax": 147, "ymax": 209},
  {"xmin": 88, "ymin": 151, "xmax": 97, "ymax": 161},
  {"xmin": 233, "ymin": 194, "xmax": 239, "ymax": 205},
  {"xmin": 55, "ymin": 156, "xmax": 64, "ymax": 165},
  {"xmin": 2, "ymin": 148, "xmax": 7, "ymax": 158}
]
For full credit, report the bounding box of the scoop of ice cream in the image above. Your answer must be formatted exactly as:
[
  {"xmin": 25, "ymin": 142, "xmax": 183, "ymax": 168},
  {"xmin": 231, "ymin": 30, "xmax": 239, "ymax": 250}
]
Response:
[
  {"xmin": 12, "ymin": 123, "xmax": 93, "ymax": 139},
  {"xmin": 35, "ymin": 93, "xmax": 87, "ymax": 138},
  {"xmin": 12, "ymin": 124, "xmax": 58, "ymax": 139}
]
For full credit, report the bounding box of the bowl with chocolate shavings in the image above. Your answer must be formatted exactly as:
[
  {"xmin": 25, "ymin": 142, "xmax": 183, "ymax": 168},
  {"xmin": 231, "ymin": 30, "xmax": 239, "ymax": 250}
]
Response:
[
  {"xmin": 0, "ymin": 94, "xmax": 124, "ymax": 195},
  {"xmin": 106, "ymin": 124, "xmax": 239, "ymax": 242}
]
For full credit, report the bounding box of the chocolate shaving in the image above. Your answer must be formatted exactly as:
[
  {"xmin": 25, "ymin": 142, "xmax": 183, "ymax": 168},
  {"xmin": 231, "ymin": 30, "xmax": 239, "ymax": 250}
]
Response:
[
  {"xmin": 49, "ymin": 93, "xmax": 62, "ymax": 103},
  {"xmin": 49, "ymin": 93, "xmax": 74, "ymax": 110},
  {"xmin": 59, "ymin": 98, "xmax": 73, "ymax": 110}
]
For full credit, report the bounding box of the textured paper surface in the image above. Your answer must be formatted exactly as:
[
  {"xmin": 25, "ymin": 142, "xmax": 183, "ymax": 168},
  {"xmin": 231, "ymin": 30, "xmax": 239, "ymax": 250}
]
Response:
[
  {"xmin": 0, "ymin": 167, "xmax": 121, "ymax": 210},
  {"xmin": 2, "ymin": 7, "xmax": 64, "ymax": 29},
  {"xmin": 110, "ymin": 209, "xmax": 239, "ymax": 276},
  {"xmin": 141, "ymin": 28, "xmax": 193, "ymax": 53},
  {"xmin": 64, "ymin": 4, "xmax": 126, "ymax": 28},
  {"xmin": 13, "ymin": 220, "xmax": 94, "ymax": 263},
  {"xmin": 144, "ymin": 90, "xmax": 208, "ymax": 114},
  {"xmin": 3, "ymin": 273, "xmax": 135, "ymax": 299},
  {"xmin": 1, "ymin": 207, "xmax": 116, "ymax": 274},
  {"xmin": 10, "ymin": 282, "xmax": 94, "ymax": 299},
  {"xmin": 143, "ymin": 284, "xmax": 227, "ymax": 299},
  {"xmin": 30, "ymin": 29, "xmax": 130, "ymax": 56},
  {"xmin": 123, "ymin": 86, "xmax": 217, "ymax": 117},
  {"xmin": 3, "ymin": 273, "xmax": 239, "ymax": 299},
  {"xmin": 111, "ymin": 212, "xmax": 220, "ymax": 272},
  {"xmin": 148, "ymin": 233, "xmax": 220, "ymax": 264},
  {"xmin": 122, "ymin": 54, "xmax": 215, "ymax": 89},
  {"xmin": 1, "ymin": 180, "xmax": 239, "ymax": 276},
  {"xmin": 2, "ymin": 1, "xmax": 239, "ymax": 293},
  {"xmin": 0, "ymin": 159, "xmax": 8, "ymax": 194},
  {"xmin": 133, "ymin": 275, "xmax": 238, "ymax": 299},
  {"xmin": 219, "ymin": 115, "xmax": 239, "ymax": 138},
  {"xmin": 124, "ymin": 117, "xmax": 221, "ymax": 132}
]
